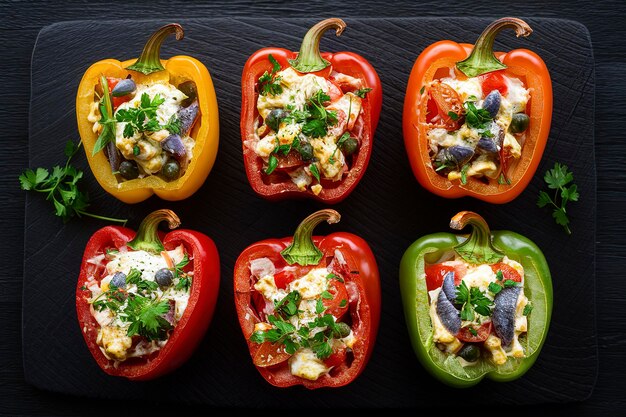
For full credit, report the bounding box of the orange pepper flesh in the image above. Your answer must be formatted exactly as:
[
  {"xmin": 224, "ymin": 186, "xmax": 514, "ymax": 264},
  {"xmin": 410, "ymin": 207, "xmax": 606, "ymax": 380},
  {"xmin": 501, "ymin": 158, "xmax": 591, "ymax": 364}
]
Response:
[{"xmin": 403, "ymin": 20, "xmax": 553, "ymax": 204}]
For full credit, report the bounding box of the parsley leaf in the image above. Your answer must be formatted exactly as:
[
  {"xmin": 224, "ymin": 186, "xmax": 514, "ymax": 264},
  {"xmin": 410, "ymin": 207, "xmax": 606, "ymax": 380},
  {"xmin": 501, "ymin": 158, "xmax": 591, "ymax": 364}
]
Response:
[
  {"xmin": 18, "ymin": 140, "xmax": 126, "ymax": 225},
  {"xmin": 315, "ymin": 298, "xmax": 325, "ymax": 314},
  {"xmin": 503, "ymin": 279, "xmax": 519, "ymax": 288},
  {"xmin": 265, "ymin": 154, "xmax": 278, "ymax": 175},
  {"xmin": 258, "ymin": 54, "xmax": 283, "ymax": 96},
  {"xmin": 115, "ymin": 93, "xmax": 167, "ymax": 138},
  {"xmin": 488, "ymin": 282, "xmax": 503, "ymax": 295},
  {"xmin": 309, "ymin": 164, "xmax": 321, "ymax": 182},
  {"xmin": 274, "ymin": 291, "xmax": 301, "ymax": 318},
  {"xmin": 122, "ymin": 295, "xmax": 172, "ymax": 341},
  {"xmin": 456, "ymin": 281, "xmax": 494, "ymax": 320},
  {"xmin": 523, "ymin": 304, "xmax": 533, "ymax": 316},
  {"xmin": 460, "ymin": 164, "xmax": 470, "ymax": 185},
  {"xmin": 354, "ymin": 87, "xmax": 372, "ymax": 98},
  {"xmin": 463, "ymin": 100, "xmax": 493, "ymax": 131},
  {"xmin": 537, "ymin": 163, "xmax": 579, "ymax": 234},
  {"xmin": 339, "ymin": 299, "xmax": 347, "ymax": 308}
]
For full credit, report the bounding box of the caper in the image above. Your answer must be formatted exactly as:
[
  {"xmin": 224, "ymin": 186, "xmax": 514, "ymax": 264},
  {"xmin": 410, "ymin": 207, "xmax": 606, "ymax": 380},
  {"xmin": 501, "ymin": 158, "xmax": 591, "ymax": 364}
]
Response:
[
  {"xmin": 178, "ymin": 81, "xmax": 198, "ymax": 107},
  {"xmin": 162, "ymin": 160, "xmax": 181, "ymax": 181},
  {"xmin": 298, "ymin": 142, "xmax": 314, "ymax": 161},
  {"xmin": 119, "ymin": 160, "xmax": 139, "ymax": 180},
  {"xmin": 340, "ymin": 137, "xmax": 359, "ymax": 156},
  {"xmin": 457, "ymin": 344, "xmax": 481, "ymax": 362},
  {"xmin": 510, "ymin": 113, "xmax": 530, "ymax": 134},
  {"xmin": 265, "ymin": 109, "xmax": 290, "ymax": 132},
  {"xmin": 333, "ymin": 322, "xmax": 351, "ymax": 338}
]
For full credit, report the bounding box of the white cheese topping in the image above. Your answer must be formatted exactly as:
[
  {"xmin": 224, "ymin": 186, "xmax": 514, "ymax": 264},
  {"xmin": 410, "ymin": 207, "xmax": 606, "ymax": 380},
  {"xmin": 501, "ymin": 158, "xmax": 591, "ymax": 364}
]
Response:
[
  {"xmin": 288, "ymin": 348, "xmax": 330, "ymax": 381},
  {"xmin": 288, "ymin": 268, "xmax": 329, "ymax": 299}
]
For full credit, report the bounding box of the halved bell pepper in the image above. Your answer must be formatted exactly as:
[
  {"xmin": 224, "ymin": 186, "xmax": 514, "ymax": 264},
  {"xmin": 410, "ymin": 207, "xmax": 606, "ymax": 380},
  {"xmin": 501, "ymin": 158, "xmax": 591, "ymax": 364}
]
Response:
[
  {"xmin": 399, "ymin": 211, "xmax": 552, "ymax": 387},
  {"xmin": 403, "ymin": 18, "xmax": 552, "ymax": 203},
  {"xmin": 76, "ymin": 24, "xmax": 219, "ymax": 203},
  {"xmin": 233, "ymin": 209, "xmax": 381, "ymax": 388},
  {"xmin": 240, "ymin": 18, "xmax": 382, "ymax": 204},
  {"xmin": 76, "ymin": 209, "xmax": 220, "ymax": 380}
]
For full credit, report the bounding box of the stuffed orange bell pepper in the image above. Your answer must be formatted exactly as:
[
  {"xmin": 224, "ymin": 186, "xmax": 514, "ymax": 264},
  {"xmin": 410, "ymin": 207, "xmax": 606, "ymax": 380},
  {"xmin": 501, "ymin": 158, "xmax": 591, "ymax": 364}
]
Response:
[
  {"xmin": 403, "ymin": 17, "xmax": 552, "ymax": 203},
  {"xmin": 76, "ymin": 23, "xmax": 219, "ymax": 204}
]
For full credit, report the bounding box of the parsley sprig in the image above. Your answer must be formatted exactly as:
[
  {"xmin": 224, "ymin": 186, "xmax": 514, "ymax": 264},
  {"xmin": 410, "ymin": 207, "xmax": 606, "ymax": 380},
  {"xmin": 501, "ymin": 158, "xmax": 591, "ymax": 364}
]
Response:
[
  {"xmin": 122, "ymin": 295, "xmax": 172, "ymax": 341},
  {"xmin": 258, "ymin": 54, "xmax": 283, "ymax": 96},
  {"xmin": 250, "ymin": 290, "xmax": 346, "ymax": 359},
  {"xmin": 173, "ymin": 254, "xmax": 192, "ymax": 292},
  {"xmin": 455, "ymin": 281, "xmax": 494, "ymax": 321},
  {"xmin": 301, "ymin": 90, "xmax": 338, "ymax": 138},
  {"xmin": 463, "ymin": 99, "xmax": 493, "ymax": 136},
  {"xmin": 19, "ymin": 140, "xmax": 127, "ymax": 224},
  {"xmin": 115, "ymin": 93, "xmax": 180, "ymax": 138},
  {"xmin": 354, "ymin": 87, "xmax": 372, "ymax": 98},
  {"xmin": 537, "ymin": 163, "xmax": 579, "ymax": 234}
]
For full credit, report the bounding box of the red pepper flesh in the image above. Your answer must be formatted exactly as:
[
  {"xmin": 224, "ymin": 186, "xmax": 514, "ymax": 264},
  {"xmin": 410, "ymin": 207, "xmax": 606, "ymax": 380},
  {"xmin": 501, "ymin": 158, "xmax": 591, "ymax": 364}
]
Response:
[{"xmin": 75, "ymin": 210, "xmax": 220, "ymax": 380}]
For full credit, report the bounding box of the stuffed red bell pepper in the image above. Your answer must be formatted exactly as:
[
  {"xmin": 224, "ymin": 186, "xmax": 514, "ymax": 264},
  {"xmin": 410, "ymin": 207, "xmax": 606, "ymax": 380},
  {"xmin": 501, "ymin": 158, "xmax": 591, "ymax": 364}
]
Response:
[
  {"xmin": 240, "ymin": 18, "xmax": 382, "ymax": 204},
  {"xmin": 76, "ymin": 209, "xmax": 220, "ymax": 380},
  {"xmin": 233, "ymin": 209, "xmax": 380, "ymax": 388}
]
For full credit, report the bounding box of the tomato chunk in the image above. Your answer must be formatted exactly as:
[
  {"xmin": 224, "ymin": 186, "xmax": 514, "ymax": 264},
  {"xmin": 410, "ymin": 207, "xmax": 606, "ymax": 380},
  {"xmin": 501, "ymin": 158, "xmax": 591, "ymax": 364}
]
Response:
[
  {"xmin": 425, "ymin": 262, "xmax": 465, "ymax": 291},
  {"xmin": 428, "ymin": 81, "xmax": 463, "ymax": 131},
  {"xmin": 480, "ymin": 70, "xmax": 508, "ymax": 96},
  {"xmin": 457, "ymin": 321, "xmax": 492, "ymax": 342},
  {"xmin": 491, "ymin": 263, "xmax": 522, "ymax": 282},
  {"xmin": 252, "ymin": 341, "xmax": 291, "ymax": 367},
  {"xmin": 323, "ymin": 346, "xmax": 347, "ymax": 368},
  {"xmin": 274, "ymin": 270, "xmax": 296, "ymax": 290}
]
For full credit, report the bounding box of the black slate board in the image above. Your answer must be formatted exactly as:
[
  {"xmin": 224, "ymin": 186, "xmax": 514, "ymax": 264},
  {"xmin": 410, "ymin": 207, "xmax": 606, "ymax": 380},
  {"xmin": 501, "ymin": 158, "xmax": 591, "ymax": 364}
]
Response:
[{"xmin": 23, "ymin": 17, "xmax": 596, "ymax": 406}]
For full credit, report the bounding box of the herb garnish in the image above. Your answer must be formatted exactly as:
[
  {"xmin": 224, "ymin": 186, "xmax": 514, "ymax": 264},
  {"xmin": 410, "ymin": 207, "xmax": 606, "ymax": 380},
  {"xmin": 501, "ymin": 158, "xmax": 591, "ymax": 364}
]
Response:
[
  {"xmin": 537, "ymin": 162, "xmax": 579, "ymax": 234},
  {"xmin": 523, "ymin": 303, "xmax": 533, "ymax": 316},
  {"xmin": 115, "ymin": 93, "xmax": 168, "ymax": 138},
  {"xmin": 122, "ymin": 295, "xmax": 172, "ymax": 341},
  {"xmin": 173, "ymin": 254, "xmax": 192, "ymax": 292},
  {"xmin": 456, "ymin": 281, "xmax": 494, "ymax": 321},
  {"xmin": 354, "ymin": 87, "xmax": 372, "ymax": 98},
  {"xmin": 309, "ymin": 163, "xmax": 321, "ymax": 182},
  {"xmin": 250, "ymin": 291, "xmax": 346, "ymax": 359},
  {"xmin": 258, "ymin": 54, "xmax": 283, "ymax": 96},
  {"xmin": 460, "ymin": 164, "xmax": 470, "ymax": 185},
  {"xmin": 463, "ymin": 100, "xmax": 493, "ymax": 134},
  {"xmin": 19, "ymin": 140, "xmax": 127, "ymax": 224},
  {"xmin": 301, "ymin": 90, "xmax": 338, "ymax": 138}
]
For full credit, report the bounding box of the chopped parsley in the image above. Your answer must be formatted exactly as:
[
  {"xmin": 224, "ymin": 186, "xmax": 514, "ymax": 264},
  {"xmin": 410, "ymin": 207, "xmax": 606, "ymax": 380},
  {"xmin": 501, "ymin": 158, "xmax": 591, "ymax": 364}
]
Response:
[
  {"xmin": 258, "ymin": 54, "xmax": 283, "ymax": 96},
  {"xmin": 354, "ymin": 87, "xmax": 372, "ymax": 98},
  {"xmin": 456, "ymin": 281, "xmax": 494, "ymax": 321},
  {"xmin": 250, "ymin": 291, "xmax": 348, "ymax": 360}
]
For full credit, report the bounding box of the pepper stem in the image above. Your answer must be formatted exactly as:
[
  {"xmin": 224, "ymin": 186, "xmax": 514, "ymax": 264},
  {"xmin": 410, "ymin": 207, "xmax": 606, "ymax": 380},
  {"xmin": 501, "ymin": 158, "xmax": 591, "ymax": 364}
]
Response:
[
  {"xmin": 127, "ymin": 209, "xmax": 181, "ymax": 254},
  {"xmin": 450, "ymin": 211, "xmax": 504, "ymax": 264},
  {"xmin": 456, "ymin": 17, "xmax": 532, "ymax": 78},
  {"xmin": 281, "ymin": 209, "xmax": 341, "ymax": 266},
  {"xmin": 126, "ymin": 23, "xmax": 184, "ymax": 75},
  {"xmin": 288, "ymin": 18, "xmax": 346, "ymax": 73}
]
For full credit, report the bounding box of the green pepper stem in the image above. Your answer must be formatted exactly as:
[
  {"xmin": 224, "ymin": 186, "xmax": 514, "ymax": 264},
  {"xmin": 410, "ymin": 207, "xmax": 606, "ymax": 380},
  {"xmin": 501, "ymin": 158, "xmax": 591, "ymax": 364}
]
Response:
[
  {"xmin": 456, "ymin": 17, "xmax": 532, "ymax": 78},
  {"xmin": 280, "ymin": 209, "xmax": 341, "ymax": 266},
  {"xmin": 288, "ymin": 18, "xmax": 346, "ymax": 73},
  {"xmin": 450, "ymin": 211, "xmax": 504, "ymax": 265},
  {"xmin": 127, "ymin": 209, "xmax": 181, "ymax": 253},
  {"xmin": 126, "ymin": 23, "xmax": 184, "ymax": 75}
]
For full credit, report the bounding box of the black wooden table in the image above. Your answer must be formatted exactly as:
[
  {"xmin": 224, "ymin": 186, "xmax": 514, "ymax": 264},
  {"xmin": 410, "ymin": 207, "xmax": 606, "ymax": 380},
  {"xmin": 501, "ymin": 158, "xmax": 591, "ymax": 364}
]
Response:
[{"xmin": 1, "ymin": 1, "xmax": 624, "ymax": 415}]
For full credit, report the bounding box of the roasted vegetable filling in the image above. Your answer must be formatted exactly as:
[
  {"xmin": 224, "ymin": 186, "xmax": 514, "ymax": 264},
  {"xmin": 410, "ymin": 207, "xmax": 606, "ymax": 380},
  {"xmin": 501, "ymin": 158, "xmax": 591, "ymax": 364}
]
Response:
[
  {"xmin": 425, "ymin": 72, "xmax": 530, "ymax": 185},
  {"xmin": 428, "ymin": 256, "xmax": 531, "ymax": 366},
  {"xmin": 248, "ymin": 252, "xmax": 356, "ymax": 381},
  {"xmin": 82, "ymin": 245, "xmax": 193, "ymax": 362},
  {"xmin": 248, "ymin": 55, "xmax": 372, "ymax": 195},
  {"xmin": 89, "ymin": 76, "xmax": 200, "ymax": 182}
]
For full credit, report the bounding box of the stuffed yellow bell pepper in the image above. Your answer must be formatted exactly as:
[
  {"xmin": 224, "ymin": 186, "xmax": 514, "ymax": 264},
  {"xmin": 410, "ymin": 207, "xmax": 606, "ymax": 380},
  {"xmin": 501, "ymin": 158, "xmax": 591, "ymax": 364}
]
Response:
[{"xmin": 76, "ymin": 23, "xmax": 219, "ymax": 203}]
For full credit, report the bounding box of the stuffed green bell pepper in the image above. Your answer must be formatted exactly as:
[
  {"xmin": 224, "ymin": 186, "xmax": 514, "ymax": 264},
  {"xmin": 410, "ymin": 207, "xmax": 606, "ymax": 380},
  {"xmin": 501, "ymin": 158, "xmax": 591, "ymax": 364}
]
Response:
[{"xmin": 399, "ymin": 211, "xmax": 552, "ymax": 387}]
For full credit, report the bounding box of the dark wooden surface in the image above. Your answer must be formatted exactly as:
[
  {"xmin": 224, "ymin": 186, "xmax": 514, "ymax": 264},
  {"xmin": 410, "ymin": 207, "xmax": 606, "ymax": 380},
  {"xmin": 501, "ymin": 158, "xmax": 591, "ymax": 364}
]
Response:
[
  {"xmin": 1, "ymin": 1, "xmax": 624, "ymax": 415},
  {"xmin": 23, "ymin": 17, "xmax": 596, "ymax": 407}
]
